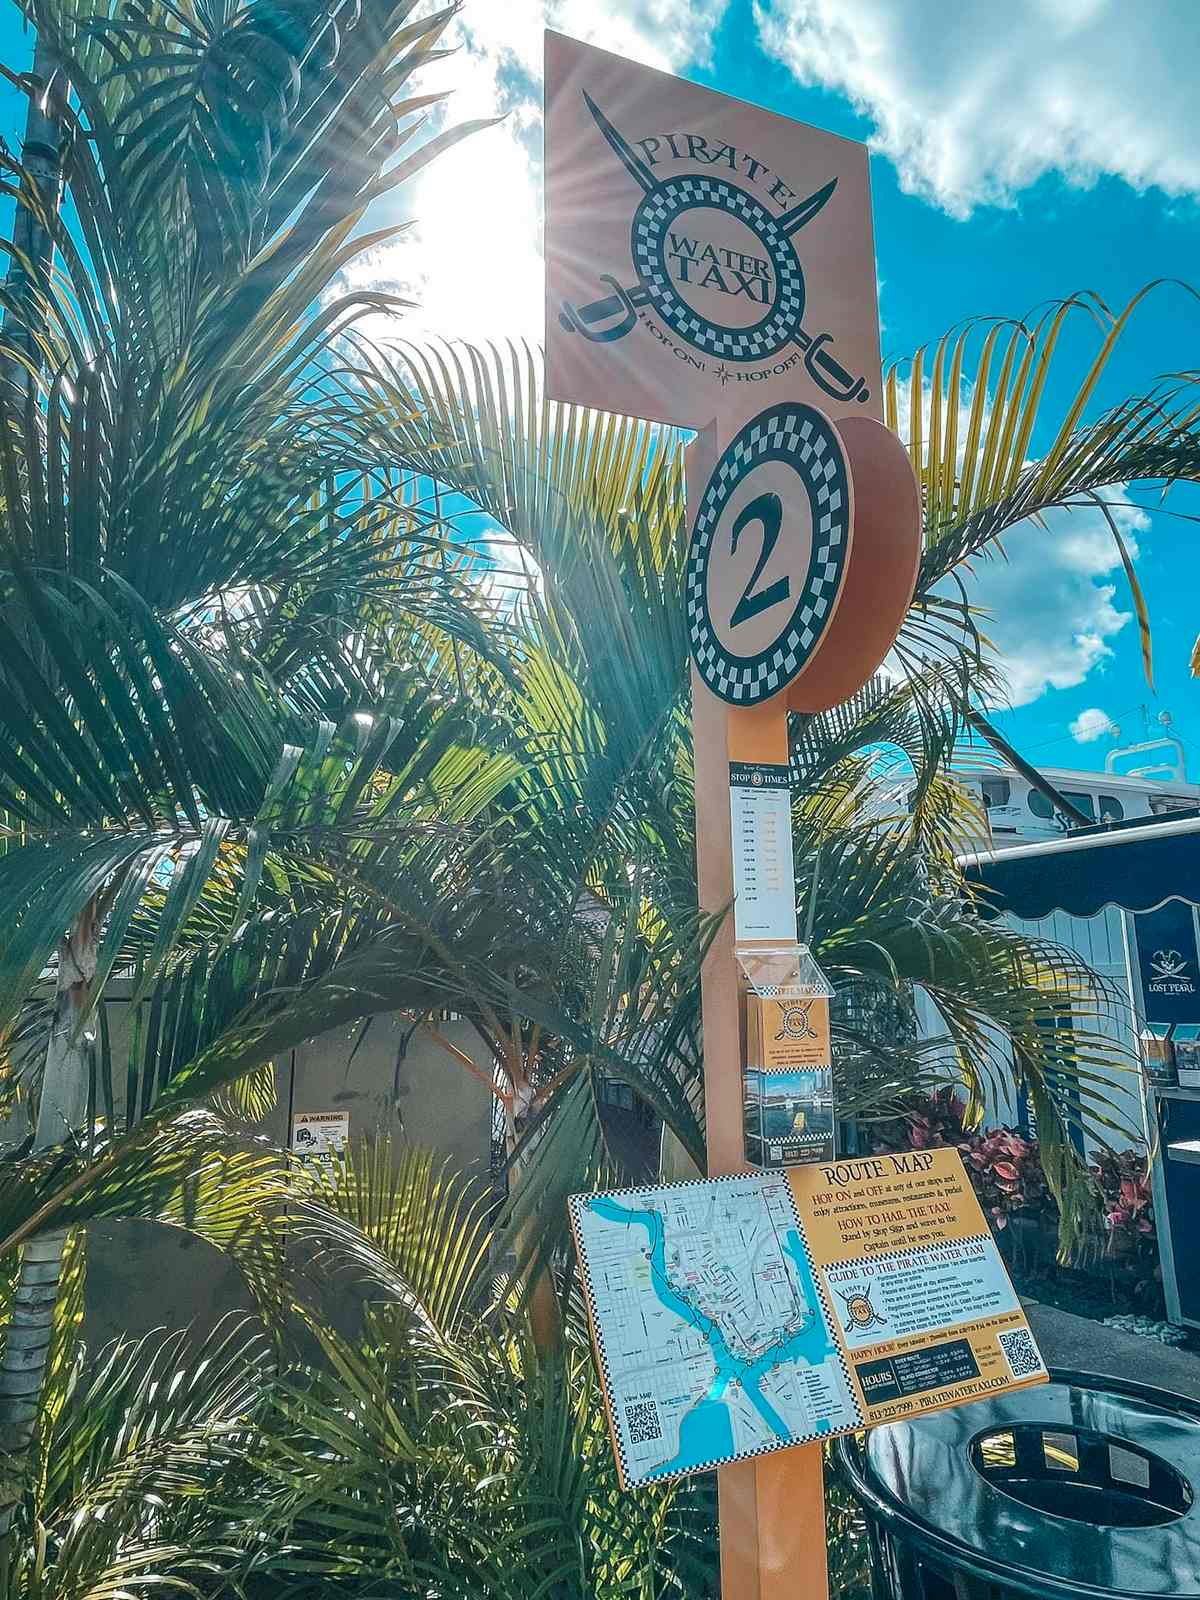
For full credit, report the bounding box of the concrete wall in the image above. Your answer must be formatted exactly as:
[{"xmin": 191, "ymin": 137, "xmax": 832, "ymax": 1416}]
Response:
[{"xmin": 84, "ymin": 1004, "xmax": 493, "ymax": 1347}]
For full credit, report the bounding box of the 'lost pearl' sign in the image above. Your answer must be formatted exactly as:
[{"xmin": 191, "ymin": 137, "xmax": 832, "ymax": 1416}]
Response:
[{"xmin": 544, "ymin": 31, "xmax": 883, "ymax": 431}]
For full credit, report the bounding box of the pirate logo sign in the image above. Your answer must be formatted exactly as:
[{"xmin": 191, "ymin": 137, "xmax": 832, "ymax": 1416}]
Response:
[
  {"xmin": 544, "ymin": 32, "xmax": 884, "ymax": 431},
  {"xmin": 836, "ymin": 1283, "xmax": 888, "ymax": 1334},
  {"xmin": 1152, "ymin": 949, "xmax": 1191, "ymax": 982},
  {"xmin": 774, "ymin": 998, "xmax": 819, "ymax": 1043},
  {"xmin": 558, "ymin": 93, "xmax": 869, "ymax": 407}
]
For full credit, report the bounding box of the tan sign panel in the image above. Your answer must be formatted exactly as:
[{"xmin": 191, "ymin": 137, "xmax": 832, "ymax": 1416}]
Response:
[
  {"xmin": 545, "ymin": 30, "xmax": 882, "ymax": 430},
  {"xmin": 789, "ymin": 1149, "xmax": 1046, "ymax": 1427},
  {"xmin": 747, "ymin": 993, "xmax": 832, "ymax": 1070}
]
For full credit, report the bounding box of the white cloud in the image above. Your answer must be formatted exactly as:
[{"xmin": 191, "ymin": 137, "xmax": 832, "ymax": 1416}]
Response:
[
  {"xmin": 891, "ymin": 367, "xmax": 1148, "ymax": 714},
  {"xmin": 1070, "ymin": 707, "xmax": 1116, "ymax": 743},
  {"xmin": 967, "ymin": 493, "xmax": 1148, "ymax": 708},
  {"xmin": 754, "ymin": 0, "xmax": 1200, "ymax": 216},
  {"xmin": 474, "ymin": 530, "xmax": 545, "ymax": 616},
  {"xmin": 353, "ymin": 2, "xmax": 729, "ymax": 346}
]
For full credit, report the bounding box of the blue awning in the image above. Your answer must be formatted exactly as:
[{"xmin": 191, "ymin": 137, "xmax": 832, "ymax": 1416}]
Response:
[{"xmin": 958, "ymin": 811, "xmax": 1200, "ymax": 920}]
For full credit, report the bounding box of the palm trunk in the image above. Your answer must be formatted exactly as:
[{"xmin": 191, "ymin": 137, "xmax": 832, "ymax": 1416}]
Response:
[
  {"xmin": 1, "ymin": 37, "xmax": 64, "ymax": 398},
  {"xmin": 506, "ymin": 1076, "xmax": 562, "ymax": 1355},
  {"xmin": 0, "ymin": 909, "xmax": 96, "ymax": 1537}
]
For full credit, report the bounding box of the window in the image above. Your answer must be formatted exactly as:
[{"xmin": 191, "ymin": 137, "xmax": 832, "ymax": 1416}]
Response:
[
  {"xmin": 599, "ymin": 1079, "xmax": 635, "ymax": 1111},
  {"xmin": 1063, "ymin": 790, "xmax": 1097, "ymax": 822},
  {"xmin": 1098, "ymin": 794, "xmax": 1125, "ymax": 822},
  {"xmin": 981, "ymin": 778, "xmax": 1011, "ymax": 809},
  {"xmin": 1028, "ymin": 788, "xmax": 1096, "ymax": 824}
]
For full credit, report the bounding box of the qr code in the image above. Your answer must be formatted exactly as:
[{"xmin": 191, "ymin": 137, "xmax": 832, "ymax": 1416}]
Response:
[
  {"xmin": 625, "ymin": 1400, "xmax": 663, "ymax": 1444},
  {"xmin": 998, "ymin": 1328, "xmax": 1044, "ymax": 1378}
]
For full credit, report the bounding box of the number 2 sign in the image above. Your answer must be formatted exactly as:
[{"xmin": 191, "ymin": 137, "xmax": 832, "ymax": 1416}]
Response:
[{"xmin": 686, "ymin": 403, "xmax": 921, "ymax": 713}]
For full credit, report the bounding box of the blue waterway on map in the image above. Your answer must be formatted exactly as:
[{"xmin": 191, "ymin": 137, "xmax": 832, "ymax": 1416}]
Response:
[{"xmin": 587, "ymin": 1197, "xmax": 842, "ymax": 1475}]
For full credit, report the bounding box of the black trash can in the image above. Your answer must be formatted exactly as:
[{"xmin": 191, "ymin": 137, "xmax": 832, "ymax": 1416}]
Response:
[{"xmin": 836, "ymin": 1369, "xmax": 1200, "ymax": 1600}]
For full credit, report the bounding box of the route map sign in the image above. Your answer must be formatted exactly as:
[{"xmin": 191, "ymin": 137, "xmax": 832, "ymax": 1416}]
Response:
[{"xmin": 569, "ymin": 1148, "xmax": 1045, "ymax": 1490}]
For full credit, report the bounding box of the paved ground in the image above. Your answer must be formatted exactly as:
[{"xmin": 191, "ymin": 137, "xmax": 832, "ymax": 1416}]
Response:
[{"xmin": 1024, "ymin": 1297, "xmax": 1200, "ymax": 1402}]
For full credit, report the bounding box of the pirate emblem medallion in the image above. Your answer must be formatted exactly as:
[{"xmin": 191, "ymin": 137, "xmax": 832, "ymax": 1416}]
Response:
[
  {"xmin": 558, "ymin": 93, "xmax": 870, "ymax": 406},
  {"xmin": 836, "ymin": 1284, "xmax": 888, "ymax": 1333},
  {"xmin": 774, "ymin": 998, "xmax": 819, "ymax": 1042}
]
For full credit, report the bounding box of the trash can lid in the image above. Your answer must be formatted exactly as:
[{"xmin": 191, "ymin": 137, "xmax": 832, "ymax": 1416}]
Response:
[{"xmin": 854, "ymin": 1371, "xmax": 1200, "ymax": 1600}]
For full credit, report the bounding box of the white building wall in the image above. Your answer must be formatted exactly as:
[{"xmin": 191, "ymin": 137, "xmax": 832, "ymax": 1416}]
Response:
[
  {"xmin": 1003, "ymin": 904, "xmax": 1146, "ymax": 1151},
  {"xmin": 911, "ymin": 755, "xmax": 1199, "ymax": 1153}
]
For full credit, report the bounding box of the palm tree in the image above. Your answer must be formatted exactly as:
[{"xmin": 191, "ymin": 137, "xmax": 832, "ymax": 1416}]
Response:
[
  {"xmin": 132, "ymin": 309, "xmax": 1193, "ymax": 1302},
  {"xmin": 156, "ymin": 305, "xmax": 1199, "ymax": 1594},
  {"xmin": 237, "ymin": 1140, "xmax": 719, "ymax": 1599},
  {"xmin": 0, "ymin": 0, "xmax": 498, "ymax": 1533},
  {"xmin": 0, "ymin": 0, "xmax": 1193, "ymax": 1580},
  {"xmin": 342, "ymin": 314, "xmax": 1199, "ymax": 1268}
]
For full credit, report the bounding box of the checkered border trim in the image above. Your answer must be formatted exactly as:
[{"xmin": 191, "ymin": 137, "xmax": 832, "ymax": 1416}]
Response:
[
  {"xmin": 631, "ymin": 174, "xmax": 805, "ymax": 362},
  {"xmin": 686, "ymin": 401, "xmax": 850, "ymax": 705},
  {"xmin": 568, "ymin": 1172, "xmax": 863, "ymax": 1490},
  {"xmin": 752, "ymin": 984, "xmax": 830, "ymax": 999}
]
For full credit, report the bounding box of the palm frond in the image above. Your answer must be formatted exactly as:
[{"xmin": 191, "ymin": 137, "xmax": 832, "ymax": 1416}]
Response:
[{"xmin": 301, "ymin": 1139, "xmax": 492, "ymax": 1335}]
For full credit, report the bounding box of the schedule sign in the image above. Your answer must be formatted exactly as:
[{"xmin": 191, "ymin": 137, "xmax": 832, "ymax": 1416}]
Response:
[{"xmin": 729, "ymin": 761, "xmax": 798, "ymax": 940}]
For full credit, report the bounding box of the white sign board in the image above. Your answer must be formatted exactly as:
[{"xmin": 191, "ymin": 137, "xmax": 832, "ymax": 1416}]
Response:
[{"xmin": 729, "ymin": 761, "xmax": 798, "ymax": 941}]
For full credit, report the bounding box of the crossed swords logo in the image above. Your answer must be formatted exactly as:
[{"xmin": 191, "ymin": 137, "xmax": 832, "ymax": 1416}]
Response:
[
  {"xmin": 836, "ymin": 1284, "xmax": 888, "ymax": 1332},
  {"xmin": 774, "ymin": 998, "xmax": 819, "ymax": 1042},
  {"xmin": 558, "ymin": 92, "xmax": 870, "ymax": 406},
  {"xmin": 1152, "ymin": 948, "xmax": 1191, "ymax": 980}
]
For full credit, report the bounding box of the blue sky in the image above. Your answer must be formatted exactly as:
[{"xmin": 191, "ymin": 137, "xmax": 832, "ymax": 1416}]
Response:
[{"xmin": 2, "ymin": 0, "xmax": 1198, "ymax": 781}]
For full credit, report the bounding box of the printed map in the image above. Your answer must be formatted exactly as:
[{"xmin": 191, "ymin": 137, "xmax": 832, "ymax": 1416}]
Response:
[{"xmin": 570, "ymin": 1173, "xmax": 861, "ymax": 1487}]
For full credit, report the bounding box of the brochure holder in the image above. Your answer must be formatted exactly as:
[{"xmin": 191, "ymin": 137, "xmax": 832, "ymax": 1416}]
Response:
[
  {"xmin": 737, "ymin": 943, "xmax": 835, "ymax": 1166},
  {"xmin": 1141, "ymin": 1022, "xmax": 1177, "ymax": 1087}
]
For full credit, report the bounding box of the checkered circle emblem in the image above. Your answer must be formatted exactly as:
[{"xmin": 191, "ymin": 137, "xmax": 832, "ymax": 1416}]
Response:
[
  {"xmin": 687, "ymin": 403, "xmax": 850, "ymax": 705},
  {"xmin": 632, "ymin": 176, "xmax": 805, "ymax": 362}
]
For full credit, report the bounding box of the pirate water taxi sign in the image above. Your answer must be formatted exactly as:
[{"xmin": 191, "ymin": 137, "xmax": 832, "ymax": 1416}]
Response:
[
  {"xmin": 545, "ymin": 31, "xmax": 881, "ymax": 431},
  {"xmin": 547, "ymin": 32, "xmax": 933, "ymax": 1600}
]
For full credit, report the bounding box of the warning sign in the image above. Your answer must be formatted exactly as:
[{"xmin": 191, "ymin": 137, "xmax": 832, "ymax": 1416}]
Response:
[{"xmin": 290, "ymin": 1109, "xmax": 350, "ymax": 1164}]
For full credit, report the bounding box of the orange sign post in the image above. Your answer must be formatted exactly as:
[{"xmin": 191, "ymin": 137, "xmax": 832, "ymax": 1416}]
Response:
[{"xmin": 545, "ymin": 32, "xmax": 925, "ymax": 1599}]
